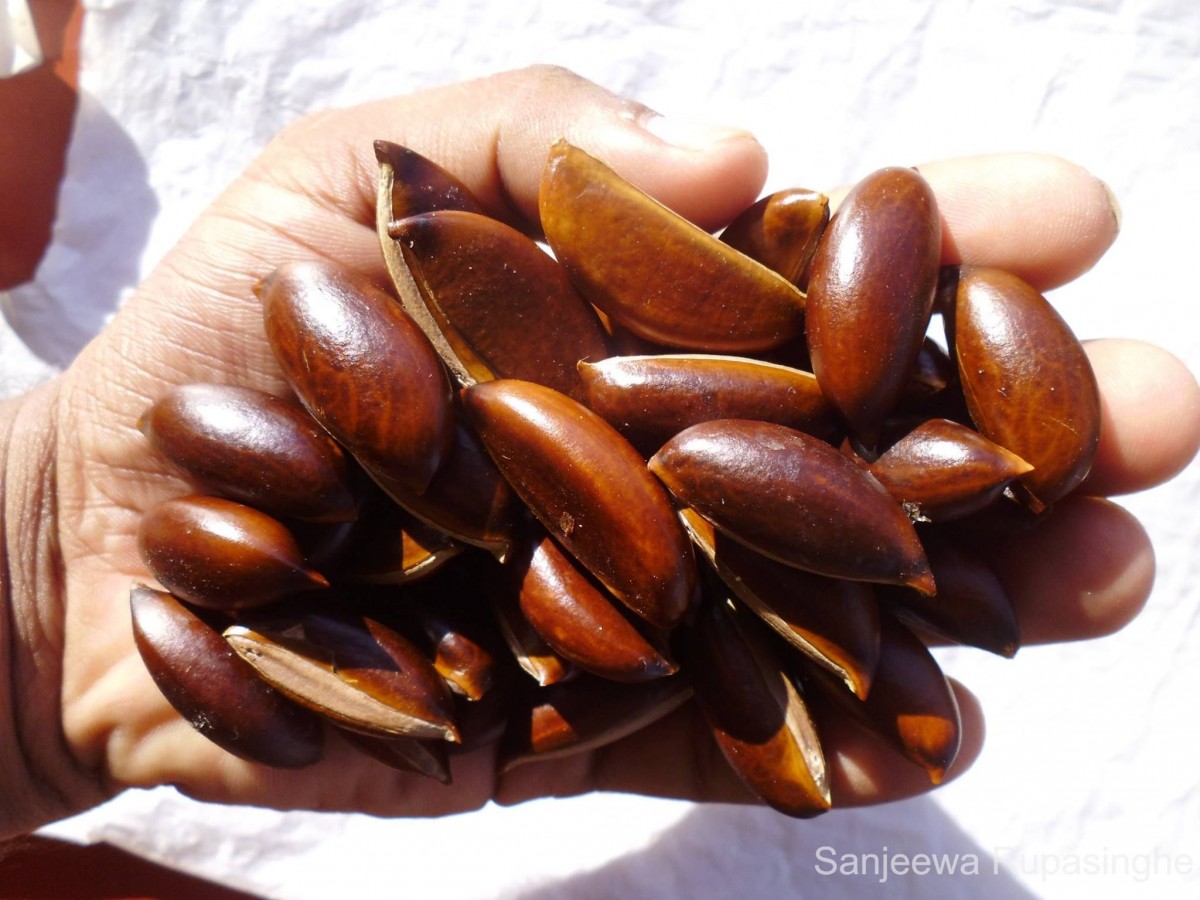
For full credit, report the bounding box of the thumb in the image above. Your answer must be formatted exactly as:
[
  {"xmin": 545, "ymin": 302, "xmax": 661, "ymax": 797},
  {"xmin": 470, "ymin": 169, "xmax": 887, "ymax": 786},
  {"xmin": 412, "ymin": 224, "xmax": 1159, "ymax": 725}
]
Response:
[{"xmin": 270, "ymin": 64, "xmax": 769, "ymax": 234}]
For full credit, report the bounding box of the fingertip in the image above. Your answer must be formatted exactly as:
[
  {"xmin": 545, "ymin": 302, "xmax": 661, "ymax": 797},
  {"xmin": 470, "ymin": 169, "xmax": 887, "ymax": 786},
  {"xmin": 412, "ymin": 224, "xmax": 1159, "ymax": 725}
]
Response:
[{"xmin": 1085, "ymin": 338, "xmax": 1200, "ymax": 496}]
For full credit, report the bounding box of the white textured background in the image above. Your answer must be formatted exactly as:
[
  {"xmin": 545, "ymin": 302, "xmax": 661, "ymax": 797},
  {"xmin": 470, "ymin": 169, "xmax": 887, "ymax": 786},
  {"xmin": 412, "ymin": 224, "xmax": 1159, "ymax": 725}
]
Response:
[{"xmin": 4, "ymin": 0, "xmax": 1198, "ymax": 897}]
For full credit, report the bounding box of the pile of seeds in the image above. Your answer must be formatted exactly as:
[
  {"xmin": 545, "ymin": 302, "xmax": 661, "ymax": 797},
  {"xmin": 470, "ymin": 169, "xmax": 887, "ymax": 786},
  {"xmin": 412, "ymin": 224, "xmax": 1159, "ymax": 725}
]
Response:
[{"xmin": 130, "ymin": 139, "xmax": 1100, "ymax": 817}]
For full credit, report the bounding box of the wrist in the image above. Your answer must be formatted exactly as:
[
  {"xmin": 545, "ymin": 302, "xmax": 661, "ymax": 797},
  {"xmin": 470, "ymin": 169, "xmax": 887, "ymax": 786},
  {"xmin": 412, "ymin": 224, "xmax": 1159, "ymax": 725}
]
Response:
[{"xmin": 0, "ymin": 380, "xmax": 103, "ymax": 838}]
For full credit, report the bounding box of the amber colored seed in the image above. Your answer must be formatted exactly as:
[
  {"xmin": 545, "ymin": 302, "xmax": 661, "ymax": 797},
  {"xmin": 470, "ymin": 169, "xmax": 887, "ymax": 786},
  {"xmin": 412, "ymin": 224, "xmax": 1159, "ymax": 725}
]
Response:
[
  {"xmin": 539, "ymin": 140, "xmax": 805, "ymax": 352},
  {"xmin": 719, "ymin": 187, "xmax": 830, "ymax": 287},
  {"xmin": 373, "ymin": 139, "xmax": 486, "ymax": 228}
]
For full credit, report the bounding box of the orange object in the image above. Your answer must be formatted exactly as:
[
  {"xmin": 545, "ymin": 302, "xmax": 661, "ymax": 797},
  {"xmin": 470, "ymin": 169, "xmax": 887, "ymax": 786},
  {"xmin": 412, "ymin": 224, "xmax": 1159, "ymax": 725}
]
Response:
[{"xmin": 0, "ymin": 0, "xmax": 83, "ymax": 289}]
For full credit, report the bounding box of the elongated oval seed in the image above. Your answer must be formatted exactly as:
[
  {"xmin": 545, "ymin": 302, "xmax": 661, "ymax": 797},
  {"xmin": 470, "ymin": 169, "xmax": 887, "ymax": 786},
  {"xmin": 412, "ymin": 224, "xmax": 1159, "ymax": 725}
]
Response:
[
  {"xmin": 391, "ymin": 209, "xmax": 610, "ymax": 401},
  {"xmin": 952, "ymin": 265, "xmax": 1101, "ymax": 512},
  {"xmin": 258, "ymin": 259, "xmax": 454, "ymax": 496},
  {"xmin": 463, "ymin": 378, "xmax": 698, "ymax": 629},
  {"xmin": 539, "ymin": 140, "xmax": 805, "ymax": 352},
  {"xmin": 579, "ymin": 354, "xmax": 840, "ymax": 455},
  {"xmin": 130, "ymin": 586, "xmax": 323, "ymax": 767},
  {"xmin": 650, "ymin": 420, "xmax": 934, "ymax": 594},
  {"xmin": 139, "ymin": 383, "xmax": 358, "ymax": 523},
  {"xmin": 138, "ymin": 495, "xmax": 329, "ymax": 609},
  {"xmin": 806, "ymin": 167, "xmax": 941, "ymax": 448}
]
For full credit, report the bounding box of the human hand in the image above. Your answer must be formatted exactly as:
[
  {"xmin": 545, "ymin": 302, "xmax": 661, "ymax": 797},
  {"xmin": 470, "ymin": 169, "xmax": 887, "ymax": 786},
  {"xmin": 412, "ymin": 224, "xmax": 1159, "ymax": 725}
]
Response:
[{"xmin": 2, "ymin": 65, "xmax": 1197, "ymax": 838}]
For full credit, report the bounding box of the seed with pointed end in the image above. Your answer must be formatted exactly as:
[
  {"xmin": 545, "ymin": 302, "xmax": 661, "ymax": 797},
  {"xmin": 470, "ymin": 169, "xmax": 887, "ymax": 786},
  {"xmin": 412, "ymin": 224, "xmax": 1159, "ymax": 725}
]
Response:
[
  {"xmin": 129, "ymin": 586, "xmax": 323, "ymax": 767},
  {"xmin": 138, "ymin": 495, "xmax": 329, "ymax": 609},
  {"xmin": 952, "ymin": 265, "xmax": 1101, "ymax": 512},
  {"xmin": 880, "ymin": 535, "xmax": 1019, "ymax": 658},
  {"xmin": 498, "ymin": 673, "xmax": 693, "ymax": 772},
  {"xmin": 259, "ymin": 260, "xmax": 454, "ymax": 496},
  {"xmin": 539, "ymin": 140, "xmax": 805, "ymax": 352},
  {"xmin": 510, "ymin": 529, "xmax": 678, "ymax": 683},
  {"xmin": 869, "ymin": 417, "xmax": 1034, "ymax": 521},
  {"xmin": 579, "ymin": 354, "xmax": 840, "ymax": 455},
  {"xmin": 685, "ymin": 587, "xmax": 830, "ymax": 818},
  {"xmin": 139, "ymin": 383, "xmax": 358, "ymax": 523},
  {"xmin": 225, "ymin": 613, "xmax": 460, "ymax": 742},
  {"xmin": 650, "ymin": 420, "xmax": 934, "ymax": 595},
  {"xmin": 463, "ymin": 378, "xmax": 697, "ymax": 629},
  {"xmin": 374, "ymin": 139, "xmax": 486, "ymax": 228},
  {"xmin": 390, "ymin": 210, "xmax": 610, "ymax": 400},
  {"xmin": 806, "ymin": 167, "xmax": 942, "ymax": 449},
  {"xmin": 487, "ymin": 572, "xmax": 579, "ymax": 687},
  {"xmin": 681, "ymin": 509, "xmax": 879, "ymax": 700},
  {"xmin": 719, "ymin": 188, "xmax": 830, "ymax": 287}
]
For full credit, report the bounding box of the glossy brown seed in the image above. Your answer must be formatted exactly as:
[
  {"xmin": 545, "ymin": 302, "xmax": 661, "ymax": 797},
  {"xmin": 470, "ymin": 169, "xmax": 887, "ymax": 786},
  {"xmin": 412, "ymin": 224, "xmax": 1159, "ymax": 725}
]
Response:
[
  {"xmin": 510, "ymin": 530, "xmax": 678, "ymax": 683},
  {"xmin": 719, "ymin": 188, "xmax": 830, "ymax": 286},
  {"xmin": 390, "ymin": 210, "xmax": 610, "ymax": 401},
  {"xmin": 463, "ymin": 379, "xmax": 698, "ymax": 629},
  {"xmin": 650, "ymin": 420, "xmax": 934, "ymax": 595},
  {"xmin": 806, "ymin": 167, "xmax": 942, "ymax": 448},
  {"xmin": 539, "ymin": 140, "xmax": 806, "ymax": 352},
  {"xmin": 258, "ymin": 260, "xmax": 454, "ymax": 496},
  {"xmin": 686, "ymin": 589, "xmax": 830, "ymax": 818},
  {"xmin": 681, "ymin": 509, "xmax": 880, "ymax": 700},
  {"xmin": 138, "ymin": 495, "xmax": 329, "ymax": 609},
  {"xmin": 952, "ymin": 265, "xmax": 1101, "ymax": 512},
  {"xmin": 397, "ymin": 589, "xmax": 501, "ymax": 702},
  {"xmin": 362, "ymin": 415, "xmax": 518, "ymax": 560},
  {"xmin": 139, "ymin": 383, "xmax": 358, "ymax": 523},
  {"xmin": 880, "ymin": 535, "xmax": 1020, "ymax": 657},
  {"xmin": 869, "ymin": 417, "xmax": 1034, "ymax": 521},
  {"xmin": 129, "ymin": 585, "xmax": 323, "ymax": 767},
  {"xmin": 579, "ymin": 354, "xmax": 841, "ymax": 455},
  {"xmin": 225, "ymin": 613, "xmax": 460, "ymax": 742},
  {"xmin": 374, "ymin": 139, "xmax": 486, "ymax": 228},
  {"xmin": 498, "ymin": 673, "xmax": 693, "ymax": 772}
]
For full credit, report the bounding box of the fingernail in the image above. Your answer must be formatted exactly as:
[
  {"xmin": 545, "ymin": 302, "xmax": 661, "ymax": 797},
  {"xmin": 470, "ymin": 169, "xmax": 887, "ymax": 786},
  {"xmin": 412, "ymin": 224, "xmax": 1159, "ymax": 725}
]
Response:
[
  {"xmin": 1098, "ymin": 177, "xmax": 1122, "ymax": 233},
  {"xmin": 639, "ymin": 112, "xmax": 755, "ymax": 151}
]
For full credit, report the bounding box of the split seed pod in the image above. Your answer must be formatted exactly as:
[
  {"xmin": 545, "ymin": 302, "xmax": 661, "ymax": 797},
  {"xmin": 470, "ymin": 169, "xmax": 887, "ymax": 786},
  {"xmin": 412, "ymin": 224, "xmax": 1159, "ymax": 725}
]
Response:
[{"xmin": 539, "ymin": 140, "xmax": 805, "ymax": 352}]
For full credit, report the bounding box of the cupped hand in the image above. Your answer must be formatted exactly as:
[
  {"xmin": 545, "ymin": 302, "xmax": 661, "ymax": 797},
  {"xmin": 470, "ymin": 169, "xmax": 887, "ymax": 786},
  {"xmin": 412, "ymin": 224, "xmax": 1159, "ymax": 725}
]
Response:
[{"xmin": 3, "ymin": 65, "xmax": 1197, "ymax": 838}]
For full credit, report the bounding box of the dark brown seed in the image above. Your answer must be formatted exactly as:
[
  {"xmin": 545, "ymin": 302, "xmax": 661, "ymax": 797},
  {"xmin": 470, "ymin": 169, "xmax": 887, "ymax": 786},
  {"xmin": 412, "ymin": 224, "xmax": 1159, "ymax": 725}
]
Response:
[
  {"xmin": 510, "ymin": 529, "xmax": 678, "ymax": 683},
  {"xmin": 869, "ymin": 417, "xmax": 1034, "ymax": 522},
  {"xmin": 390, "ymin": 210, "xmax": 610, "ymax": 401},
  {"xmin": 129, "ymin": 585, "xmax": 323, "ymax": 767},
  {"xmin": 487, "ymin": 572, "xmax": 579, "ymax": 687},
  {"xmin": 138, "ymin": 495, "xmax": 329, "ymax": 610},
  {"xmin": 806, "ymin": 167, "xmax": 942, "ymax": 448},
  {"xmin": 139, "ymin": 383, "xmax": 358, "ymax": 523},
  {"xmin": 339, "ymin": 728, "xmax": 452, "ymax": 784},
  {"xmin": 952, "ymin": 265, "xmax": 1101, "ymax": 512},
  {"xmin": 539, "ymin": 140, "xmax": 805, "ymax": 352},
  {"xmin": 650, "ymin": 420, "xmax": 934, "ymax": 594},
  {"xmin": 498, "ymin": 673, "xmax": 693, "ymax": 772},
  {"xmin": 718, "ymin": 188, "xmax": 830, "ymax": 287},
  {"xmin": 681, "ymin": 509, "xmax": 880, "ymax": 700},
  {"xmin": 338, "ymin": 499, "xmax": 463, "ymax": 585},
  {"xmin": 374, "ymin": 139, "xmax": 486, "ymax": 227},
  {"xmin": 258, "ymin": 260, "xmax": 454, "ymax": 496},
  {"xmin": 463, "ymin": 379, "xmax": 698, "ymax": 629},
  {"xmin": 685, "ymin": 588, "xmax": 830, "ymax": 818},
  {"xmin": 579, "ymin": 354, "xmax": 840, "ymax": 455}
]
